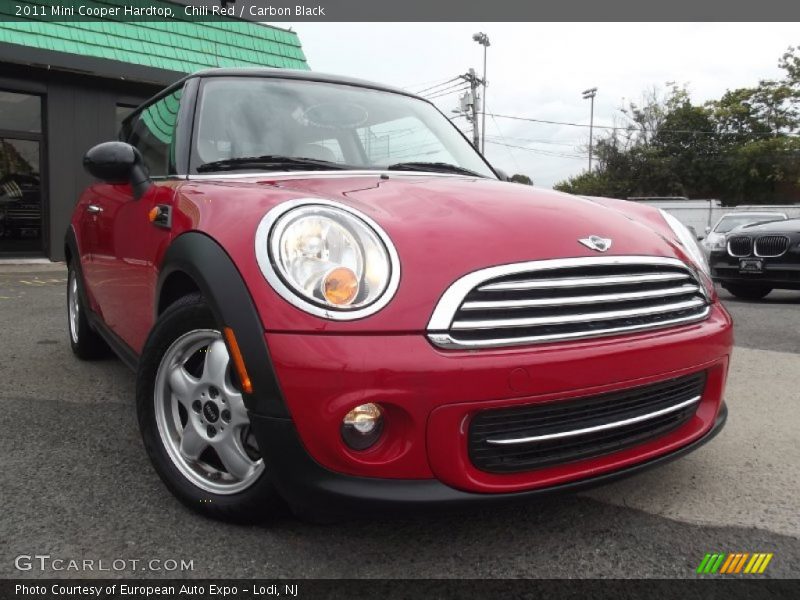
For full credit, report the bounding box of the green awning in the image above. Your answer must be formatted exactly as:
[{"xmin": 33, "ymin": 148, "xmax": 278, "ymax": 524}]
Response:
[{"xmin": 0, "ymin": 0, "xmax": 309, "ymax": 73}]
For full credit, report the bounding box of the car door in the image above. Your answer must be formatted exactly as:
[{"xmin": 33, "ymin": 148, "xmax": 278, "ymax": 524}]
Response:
[{"xmin": 82, "ymin": 88, "xmax": 183, "ymax": 353}]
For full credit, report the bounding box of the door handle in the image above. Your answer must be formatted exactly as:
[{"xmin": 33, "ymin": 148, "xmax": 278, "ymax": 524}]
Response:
[{"xmin": 86, "ymin": 204, "xmax": 103, "ymax": 214}]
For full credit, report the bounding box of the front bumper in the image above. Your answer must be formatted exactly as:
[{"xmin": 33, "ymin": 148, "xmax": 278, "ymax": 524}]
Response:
[
  {"xmin": 250, "ymin": 405, "xmax": 727, "ymax": 515},
  {"xmin": 254, "ymin": 302, "xmax": 732, "ymax": 505},
  {"xmin": 710, "ymin": 249, "xmax": 800, "ymax": 290}
]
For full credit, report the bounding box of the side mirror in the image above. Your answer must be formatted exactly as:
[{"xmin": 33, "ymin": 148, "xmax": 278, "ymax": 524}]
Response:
[
  {"xmin": 494, "ymin": 168, "xmax": 511, "ymax": 182},
  {"xmin": 704, "ymin": 226, "xmax": 711, "ymax": 234},
  {"xmin": 83, "ymin": 141, "xmax": 151, "ymax": 199}
]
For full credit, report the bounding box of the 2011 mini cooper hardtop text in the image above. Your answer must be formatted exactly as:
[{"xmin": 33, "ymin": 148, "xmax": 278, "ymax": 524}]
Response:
[{"xmin": 67, "ymin": 68, "xmax": 732, "ymax": 521}]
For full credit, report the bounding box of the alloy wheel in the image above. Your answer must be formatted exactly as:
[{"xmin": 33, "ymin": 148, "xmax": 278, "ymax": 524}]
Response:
[
  {"xmin": 68, "ymin": 270, "xmax": 80, "ymax": 344},
  {"xmin": 154, "ymin": 329, "xmax": 264, "ymax": 495}
]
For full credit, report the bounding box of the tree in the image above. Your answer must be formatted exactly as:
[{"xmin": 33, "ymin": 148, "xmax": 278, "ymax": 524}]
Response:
[
  {"xmin": 509, "ymin": 173, "xmax": 533, "ymax": 185},
  {"xmin": 555, "ymin": 47, "xmax": 800, "ymax": 205}
]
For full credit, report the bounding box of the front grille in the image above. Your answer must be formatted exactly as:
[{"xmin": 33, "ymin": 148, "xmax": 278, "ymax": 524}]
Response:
[
  {"xmin": 469, "ymin": 371, "xmax": 706, "ymax": 473},
  {"xmin": 428, "ymin": 257, "xmax": 710, "ymax": 349},
  {"xmin": 754, "ymin": 235, "xmax": 789, "ymax": 257},
  {"xmin": 728, "ymin": 236, "xmax": 753, "ymax": 257}
]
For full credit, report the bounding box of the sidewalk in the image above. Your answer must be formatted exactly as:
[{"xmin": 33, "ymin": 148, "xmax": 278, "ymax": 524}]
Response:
[{"xmin": 0, "ymin": 260, "xmax": 66, "ymax": 274}]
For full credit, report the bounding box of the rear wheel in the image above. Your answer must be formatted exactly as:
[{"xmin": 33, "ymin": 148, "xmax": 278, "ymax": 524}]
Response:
[
  {"xmin": 723, "ymin": 283, "xmax": 772, "ymax": 300},
  {"xmin": 136, "ymin": 294, "xmax": 281, "ymax": 522},
  {"xmin": 67, "ymin": 262, "xmax": 109, "ymax": 359}
]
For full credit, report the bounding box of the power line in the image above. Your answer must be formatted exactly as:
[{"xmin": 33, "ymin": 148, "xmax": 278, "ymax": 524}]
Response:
[
  {"xmin": 483, "ymin": 133, "xmax": 584, "ymax": 148},
  {"xmin": 401, "ymin": 75, "xmax": 457, "ymax": 91},
  {"xmin": 488, "ymin": 114, "xmax": 522, "ymax": 173},
  {"xmin": 422, "ymin": 81, "xmax": 469, "ymax": 99},
  {"xmin": 485, "ymin": 139, "xmax": 587, "ymax": 160},
  {"xmin": 413, "ymin": 77, "xmax": 461, "ymax": 95},
  {"xmin": 425, "ymin": 85, "xmax": 471, "ymax": 101},
  {"xmin": 487, "ymin": 113, "xmax": 800, "ymax": 137}
]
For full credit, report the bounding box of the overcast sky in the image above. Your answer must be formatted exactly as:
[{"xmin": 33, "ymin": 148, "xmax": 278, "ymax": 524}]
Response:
[{"xmin": 279, "ymin": 22, "xmax": 798, "ymax": 188}]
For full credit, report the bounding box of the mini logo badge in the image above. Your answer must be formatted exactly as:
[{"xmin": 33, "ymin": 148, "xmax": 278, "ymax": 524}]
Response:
[
  {"xmin": 202, "ymin": 402, "xmax": 220, "ymax": 423},
  {"xmin": 578, "ymin": 235, "xmax": 613, "ymax": 252}
]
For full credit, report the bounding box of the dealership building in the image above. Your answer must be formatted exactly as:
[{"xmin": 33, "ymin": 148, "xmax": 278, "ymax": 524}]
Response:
[{"xmin": 0, "ymin": 5, "xmax": 308, "ymax": 260}]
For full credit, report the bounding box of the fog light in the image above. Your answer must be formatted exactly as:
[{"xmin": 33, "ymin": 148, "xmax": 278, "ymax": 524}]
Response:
[{"xmin": 341, "ymin": 403, "xmax": 384, "ymax": 450}]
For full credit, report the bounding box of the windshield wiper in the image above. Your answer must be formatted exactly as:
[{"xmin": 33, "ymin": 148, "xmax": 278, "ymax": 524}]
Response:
[
  {"xmin": 197, "ymin": 155, "xmax": 350, "ymax": 173},
  {"xmin": 385, "ymin": 161, "xmax": 485, "ymax": 178}
]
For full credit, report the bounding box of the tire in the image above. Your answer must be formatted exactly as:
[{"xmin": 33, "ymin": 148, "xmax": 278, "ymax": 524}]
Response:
[
  {"xmin": 723, "ymin": 284, "xmax": 772, "ymax": 301},
  {"xmin": 136, "ymin": 293, "xmax": 282, "ymax": 522},
  {"xmin": 67, "ymin": 261, "xmax": 110, "ymax": 359}
]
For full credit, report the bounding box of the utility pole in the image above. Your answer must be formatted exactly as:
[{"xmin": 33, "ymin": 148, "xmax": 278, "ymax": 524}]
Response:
[
  {"xmin": 582, "ymin": 87, "xmax": 597, "ymax": 172},
  {"xmin": 459, "ymin": 69, "xmax": 483, "ymax": 149},
  {"xmin": 472, "ymin": 32, "xmax": 490, "ymax": 154}
]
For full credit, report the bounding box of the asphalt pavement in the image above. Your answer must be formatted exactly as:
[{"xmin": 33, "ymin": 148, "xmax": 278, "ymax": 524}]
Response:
[{"xmin": 1, "ymin": 265, "xmax": 798, "ymax": 579}]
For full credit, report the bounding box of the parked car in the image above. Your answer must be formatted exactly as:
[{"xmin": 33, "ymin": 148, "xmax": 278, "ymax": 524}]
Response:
[
  {"xmin": 67, "ymin": 68, "xmax": 732, "ymax": 522},
  {"xmin": 701, "ymin": 211, "xmax": 787, "ymax": 255},
  {"xmin": 709, "ymin": 218, "xmax": 800, "ymax": 299}
]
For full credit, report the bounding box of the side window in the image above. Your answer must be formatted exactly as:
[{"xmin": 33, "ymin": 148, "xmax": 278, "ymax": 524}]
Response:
[
  {"xmin": 115, "ymin": 104, "xmax": 136, "ymax": 140},
  {"xmin": 126, "ymin": 88, "xmax": 182, "ymax": 177}
]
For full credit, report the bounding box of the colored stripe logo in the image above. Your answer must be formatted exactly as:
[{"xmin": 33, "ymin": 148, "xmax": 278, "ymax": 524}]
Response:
[{"xmin": 696, "ymin": 552, "xmax": 773, "ymax": 574}]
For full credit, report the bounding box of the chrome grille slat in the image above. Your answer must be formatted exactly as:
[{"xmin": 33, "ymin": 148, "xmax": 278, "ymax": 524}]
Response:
[
  {"xmin": 727, "ymin": 236, "xmax": 753, "ymax": 258},
  {"xmin": 478, "ymin": 271, "xmax": 689, "ymax": 292},
  {"xmin": 468, "ymin": 371, "xmax": 706, "ymax": 473},
  {"xmin": 429, "ymin": 308, "xmax": 711, "ymax": 349},
  {"xmin": 427, "ymin": 256, "xmax": 711, "ymax": 349},
  {"xmin": 754, "ymin": 235, "xmax": 789, "ymax": 258},
  {"xmin": 461, "ymin": 284, "xmax": 700, "ymax": 310},
  {"xmin": 485, "ymin": 395, "xmax": 701, "ymax": 445},
  {"xmin": 452, "ymin": 298, "xmax": 706, "ymax": 330}
]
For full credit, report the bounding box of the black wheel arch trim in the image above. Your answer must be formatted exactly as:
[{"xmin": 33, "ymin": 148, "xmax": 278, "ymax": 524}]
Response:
[{"xmin": 156, "ymin": 231, "xmax": 288, "ymax": 418}]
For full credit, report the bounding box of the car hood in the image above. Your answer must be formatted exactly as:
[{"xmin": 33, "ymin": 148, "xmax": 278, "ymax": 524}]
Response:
[
  {"xmin": 733, "ymin": 218, "xmax": 800, "ymax": 234},
  {"xmin": 273, "ymin": 174, "xmax": 678, "ymax": 259},
  {"xmin": 181, "ymin": 174, "xmax": 688, "ymax": 332}
]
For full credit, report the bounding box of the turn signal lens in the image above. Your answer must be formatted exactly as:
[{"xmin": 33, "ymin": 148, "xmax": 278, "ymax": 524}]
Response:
[
  {"xmin": 341, "ymin": 403, "xmax": 384, "ymax": 450},
  {"xmin": 322, "ymin": 266, "xmax": 359, "ymax": 306},
  {"xmin": 222, "ymin": 327, "xmax": 253, "ymax": 394}
]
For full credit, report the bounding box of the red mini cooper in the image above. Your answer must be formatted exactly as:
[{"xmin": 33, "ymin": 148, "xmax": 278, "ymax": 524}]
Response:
[{"xmin": 67, "ymin": 68, "xmax": 732, "ymax": 521}]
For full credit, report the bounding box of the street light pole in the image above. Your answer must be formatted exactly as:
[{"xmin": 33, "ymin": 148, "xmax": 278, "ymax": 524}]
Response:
[
  {"xmin": 582, "ymin": 87, "xmax": 597, "ymax": 172},
  {"xmin": 473, "ymin": 32, "xmax": 490, "ymax": 154}
]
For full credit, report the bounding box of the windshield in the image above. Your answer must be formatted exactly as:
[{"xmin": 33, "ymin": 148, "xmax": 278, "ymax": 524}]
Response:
[
  {"xmin": 192, "ymin": 77, "xmax": 496, "ymax": 178},
  {"xmin": 714, "ymin": 214, "xmax": 785, "ymax": 233}
]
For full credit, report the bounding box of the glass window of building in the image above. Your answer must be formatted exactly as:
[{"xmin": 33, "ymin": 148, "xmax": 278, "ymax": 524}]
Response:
[{"xmin": 0, "ymin": 91, "xmax": 43, "ymax": 255}]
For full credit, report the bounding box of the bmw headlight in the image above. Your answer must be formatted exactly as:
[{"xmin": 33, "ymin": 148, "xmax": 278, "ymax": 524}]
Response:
[
  {"xmin": 255, "ymin": 199, "xmax": 400, "ymax": 319},
  {"xmin": 659, "ymin": 209, "xmax": 711, "ymax": 277}
]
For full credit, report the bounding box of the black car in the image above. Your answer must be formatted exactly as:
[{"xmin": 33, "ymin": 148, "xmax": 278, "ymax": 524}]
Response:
[{"xmin": 709, "ymin": 218, "xmax": 800, "ymax": 299}]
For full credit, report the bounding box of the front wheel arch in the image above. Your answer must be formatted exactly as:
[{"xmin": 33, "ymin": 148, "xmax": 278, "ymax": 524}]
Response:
[
  {"xmin": 155, "ymin": 232, "xmax": 288, "ymax": 418},
  {"xmin": 136, "ymin": 293, "xmax": 282, "ymax": 521}
]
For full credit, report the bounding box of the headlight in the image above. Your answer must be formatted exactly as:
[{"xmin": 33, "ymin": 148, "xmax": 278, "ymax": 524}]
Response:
[
  {"xmin": 708, "ymin": 237, "xmax": 726, "ymax": 251},
  {"xmin": 255, "ymin": 199, "xmax": 400, "ymax": 320},
  {"xmin": 659, "ymin": 209, "xmax": 711, "ymax": 277}
]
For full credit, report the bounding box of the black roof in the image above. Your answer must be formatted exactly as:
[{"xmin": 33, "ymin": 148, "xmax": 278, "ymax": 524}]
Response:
[
  {"xmin": 175, "ymin": 67, "xmax": 415, "ymax": 99},
  {"xmin": 124, "ymin": 67, "xmax": 426, "ymax": 126}
]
